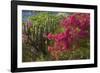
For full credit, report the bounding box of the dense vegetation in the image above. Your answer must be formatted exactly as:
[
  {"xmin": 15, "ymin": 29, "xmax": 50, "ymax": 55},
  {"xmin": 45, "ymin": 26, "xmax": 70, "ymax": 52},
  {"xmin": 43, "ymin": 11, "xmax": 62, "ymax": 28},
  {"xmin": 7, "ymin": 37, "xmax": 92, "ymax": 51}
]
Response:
[{"xmin": 22, "ymin": 12, "xmax": 90, "ymax": 62}]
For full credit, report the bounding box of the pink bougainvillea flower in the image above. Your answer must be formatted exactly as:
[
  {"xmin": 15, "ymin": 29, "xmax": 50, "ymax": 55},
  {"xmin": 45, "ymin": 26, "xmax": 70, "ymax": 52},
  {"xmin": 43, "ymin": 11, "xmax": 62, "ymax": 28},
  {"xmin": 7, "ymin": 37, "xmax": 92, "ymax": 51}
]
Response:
[
  {"xmin": 78, "ymin": 30, "xmax": 89, "ymax": 38},
  {"xmin": 47, "ymin": 33, "xmax": 54, "ymax": 40},
  {"xmin": 47, "ymin": 13, "xmax": 90, "ymax": 60},
  {"xmin": 48, "ymin": 46, "xmax": 53, "ymax": 52}
]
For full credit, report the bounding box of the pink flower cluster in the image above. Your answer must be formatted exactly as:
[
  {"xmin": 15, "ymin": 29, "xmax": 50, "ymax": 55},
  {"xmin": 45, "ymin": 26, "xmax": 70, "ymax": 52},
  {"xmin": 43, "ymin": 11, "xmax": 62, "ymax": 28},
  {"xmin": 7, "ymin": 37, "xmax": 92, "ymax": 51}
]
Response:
[
  {"xmin": 47, "ymin": 13, "xmax": 90, "ymax": 59},
  {"xmin": 47, "ymin": 29, "xmax": 72, "ymax": 51},
  {"xmin": 60, "ymin": 13, "xmax": 90, "ymax": 29},
  {"xmin": 60, "ymin": 13, "xmax": 90, "ymax": 38}
]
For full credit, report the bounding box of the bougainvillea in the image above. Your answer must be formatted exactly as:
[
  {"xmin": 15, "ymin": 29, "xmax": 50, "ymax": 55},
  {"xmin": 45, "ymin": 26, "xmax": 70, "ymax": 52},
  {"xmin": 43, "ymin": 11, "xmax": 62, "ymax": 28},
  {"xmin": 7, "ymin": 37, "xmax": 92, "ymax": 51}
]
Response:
[
  {"xmin": 47, "ymin": 13, "xmax": 90, "ymax": 60},
  {"xmin": 22, "ymin": 11, "xmax": 90, "ymax": 61}
]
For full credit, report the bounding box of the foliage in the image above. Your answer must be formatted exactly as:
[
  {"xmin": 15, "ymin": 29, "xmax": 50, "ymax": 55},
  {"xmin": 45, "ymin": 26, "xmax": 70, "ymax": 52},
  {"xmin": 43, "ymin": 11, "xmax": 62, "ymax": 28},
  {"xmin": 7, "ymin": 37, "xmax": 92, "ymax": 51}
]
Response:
[
  {"xmin": 22, "ymin": 12, "xmax": 90, "ymax": 62},
  {"xmin": 47, "ymin": 13, "xmax": 90, "ymax": 60},
  {"xmin": 22, "ymin": 12, "xmax": 63, "ymax": 62}
]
